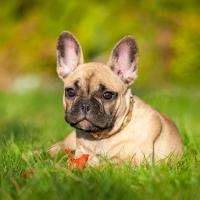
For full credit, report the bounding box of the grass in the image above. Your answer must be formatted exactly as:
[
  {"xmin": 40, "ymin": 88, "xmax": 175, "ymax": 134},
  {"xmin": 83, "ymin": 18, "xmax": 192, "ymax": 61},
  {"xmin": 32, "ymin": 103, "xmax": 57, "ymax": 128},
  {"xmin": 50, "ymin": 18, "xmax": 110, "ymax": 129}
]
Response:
[{"xmin": 0, "ymin": 85, "xmax": 200, "ymax": 200}]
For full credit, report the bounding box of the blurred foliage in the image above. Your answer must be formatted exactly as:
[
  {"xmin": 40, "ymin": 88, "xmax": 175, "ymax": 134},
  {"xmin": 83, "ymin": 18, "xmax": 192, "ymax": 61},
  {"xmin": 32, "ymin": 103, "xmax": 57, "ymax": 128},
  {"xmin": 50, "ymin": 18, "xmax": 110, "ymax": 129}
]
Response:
[{"xmin": 0, "ymin": 0, "xmax": 200, "ymax": 88}]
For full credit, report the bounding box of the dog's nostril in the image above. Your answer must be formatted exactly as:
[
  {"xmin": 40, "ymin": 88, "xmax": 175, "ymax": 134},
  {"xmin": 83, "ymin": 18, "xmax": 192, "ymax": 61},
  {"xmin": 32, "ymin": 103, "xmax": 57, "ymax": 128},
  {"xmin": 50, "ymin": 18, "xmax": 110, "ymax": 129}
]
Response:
[{"xmin": 86, "ymin": 105, "xmax": 90, "ymax": 112}]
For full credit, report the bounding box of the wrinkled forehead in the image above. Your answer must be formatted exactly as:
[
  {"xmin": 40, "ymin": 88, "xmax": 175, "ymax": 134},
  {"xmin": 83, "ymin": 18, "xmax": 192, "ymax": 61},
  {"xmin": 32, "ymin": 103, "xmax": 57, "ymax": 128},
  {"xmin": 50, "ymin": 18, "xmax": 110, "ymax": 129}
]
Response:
[{"xmin": 63, "ymin": 63, "xmax": 126, "ymax": 92}]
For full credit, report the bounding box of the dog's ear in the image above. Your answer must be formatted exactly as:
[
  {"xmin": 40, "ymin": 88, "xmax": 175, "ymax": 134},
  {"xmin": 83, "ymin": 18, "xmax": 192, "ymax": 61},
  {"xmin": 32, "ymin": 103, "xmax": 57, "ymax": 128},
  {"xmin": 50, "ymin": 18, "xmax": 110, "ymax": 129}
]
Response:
[
  {"xmin": 56, "ymin": 31, "xmax": 83, "ymax": 79},
  {"xmin": 107, "ymin": 36, "xmax": 138, "ymax": 85}
]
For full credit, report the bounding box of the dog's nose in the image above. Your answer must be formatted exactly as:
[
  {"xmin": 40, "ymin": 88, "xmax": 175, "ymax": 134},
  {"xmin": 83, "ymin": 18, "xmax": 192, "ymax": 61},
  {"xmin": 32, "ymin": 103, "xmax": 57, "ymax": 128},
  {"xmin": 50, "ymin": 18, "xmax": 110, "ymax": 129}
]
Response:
[{"xmin": 80, "ymin": 102, "xmax": 90, "ymax": 113}]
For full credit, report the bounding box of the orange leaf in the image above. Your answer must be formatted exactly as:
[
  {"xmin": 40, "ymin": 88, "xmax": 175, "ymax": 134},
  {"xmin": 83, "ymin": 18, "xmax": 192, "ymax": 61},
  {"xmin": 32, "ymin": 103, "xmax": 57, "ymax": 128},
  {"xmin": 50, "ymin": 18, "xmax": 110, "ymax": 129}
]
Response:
[{"xmin": 65, "ymin": 149, "xmax": 89, "ymax": 170}]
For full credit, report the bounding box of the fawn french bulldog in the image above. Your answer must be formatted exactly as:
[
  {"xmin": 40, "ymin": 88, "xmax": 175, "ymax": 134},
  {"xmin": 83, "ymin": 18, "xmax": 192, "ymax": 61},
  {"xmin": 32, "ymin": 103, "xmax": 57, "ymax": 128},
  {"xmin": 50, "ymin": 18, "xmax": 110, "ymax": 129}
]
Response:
[{"xmin": 48, "ymin": 31, "xmax": 183, "ymax": 165}]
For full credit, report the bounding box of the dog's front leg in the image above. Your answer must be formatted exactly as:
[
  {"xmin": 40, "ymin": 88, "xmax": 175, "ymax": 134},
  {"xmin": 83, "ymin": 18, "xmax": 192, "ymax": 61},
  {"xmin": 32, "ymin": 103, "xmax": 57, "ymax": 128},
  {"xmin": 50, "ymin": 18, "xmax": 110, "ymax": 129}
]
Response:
[
  {"xmin": 130, "ymin": 116, "xmax": 162, "ymax": 165},
  {"xmin": 48, "ymin": 131, "xmax": 76, "ymax": 156}
]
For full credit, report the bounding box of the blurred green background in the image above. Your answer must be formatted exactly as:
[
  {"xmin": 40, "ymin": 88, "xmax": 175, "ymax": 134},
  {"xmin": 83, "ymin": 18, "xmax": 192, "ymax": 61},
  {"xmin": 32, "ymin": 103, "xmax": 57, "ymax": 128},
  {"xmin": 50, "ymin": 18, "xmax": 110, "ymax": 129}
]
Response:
[
  {"xmin": 1, "ymin": 0, "xmax": 200, "ymax": 90},
  {"xmin": 1, "ymin": 1, "xmax": 200, "ymax": 199}
]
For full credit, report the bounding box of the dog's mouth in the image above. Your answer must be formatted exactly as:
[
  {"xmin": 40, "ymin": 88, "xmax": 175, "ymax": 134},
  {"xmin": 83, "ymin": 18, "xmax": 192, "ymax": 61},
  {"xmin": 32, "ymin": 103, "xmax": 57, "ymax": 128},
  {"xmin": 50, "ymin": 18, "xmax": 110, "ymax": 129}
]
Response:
[
  {"xmin": 68, "ymin": 117, "xmax": 107, "ymax": 132},
  {"xmin": 77, "ymin": 119, "xmax": 93, "ymax": 128}
]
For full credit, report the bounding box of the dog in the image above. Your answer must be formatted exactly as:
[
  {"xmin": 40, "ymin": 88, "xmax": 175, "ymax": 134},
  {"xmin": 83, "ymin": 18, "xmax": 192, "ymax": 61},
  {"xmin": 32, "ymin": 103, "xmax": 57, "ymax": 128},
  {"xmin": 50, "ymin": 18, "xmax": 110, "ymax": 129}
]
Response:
[{"xmin": 48, "ymin": 31, "xmax": 183, "ymax": 165}]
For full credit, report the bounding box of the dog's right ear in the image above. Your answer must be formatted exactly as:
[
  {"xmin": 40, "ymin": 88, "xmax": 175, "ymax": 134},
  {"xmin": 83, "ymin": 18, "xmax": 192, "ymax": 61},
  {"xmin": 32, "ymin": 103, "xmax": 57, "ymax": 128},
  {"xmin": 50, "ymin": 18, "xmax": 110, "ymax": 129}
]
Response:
[{"xmin": 56, "ymin": 31, "xmax": 84, "ymax": 79}]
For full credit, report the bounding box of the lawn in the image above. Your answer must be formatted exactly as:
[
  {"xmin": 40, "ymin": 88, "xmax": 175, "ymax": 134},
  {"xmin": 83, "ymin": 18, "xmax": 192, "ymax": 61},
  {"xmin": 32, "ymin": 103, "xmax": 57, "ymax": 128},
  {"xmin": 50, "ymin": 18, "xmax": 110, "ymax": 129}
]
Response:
[{"xmin": 0, "ymin": 85, "xmax": 200, "ymax": 200}]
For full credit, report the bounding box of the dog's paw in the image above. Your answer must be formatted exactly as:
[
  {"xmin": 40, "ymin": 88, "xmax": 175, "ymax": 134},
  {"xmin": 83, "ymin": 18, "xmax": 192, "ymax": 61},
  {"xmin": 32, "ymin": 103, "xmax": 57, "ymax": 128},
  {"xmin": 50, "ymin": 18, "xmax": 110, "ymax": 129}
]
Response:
[{"xmin": 48, "ymin": 142, "xmax": 62, "ymax": 157}]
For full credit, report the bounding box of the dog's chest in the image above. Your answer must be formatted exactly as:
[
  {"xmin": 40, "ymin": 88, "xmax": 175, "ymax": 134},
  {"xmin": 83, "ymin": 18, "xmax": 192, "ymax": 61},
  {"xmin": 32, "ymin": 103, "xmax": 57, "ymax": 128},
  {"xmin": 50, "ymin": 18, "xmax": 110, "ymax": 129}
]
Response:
[{"xmin": 76, "ymin": 128, "xmax": 146, "ymax": 165}]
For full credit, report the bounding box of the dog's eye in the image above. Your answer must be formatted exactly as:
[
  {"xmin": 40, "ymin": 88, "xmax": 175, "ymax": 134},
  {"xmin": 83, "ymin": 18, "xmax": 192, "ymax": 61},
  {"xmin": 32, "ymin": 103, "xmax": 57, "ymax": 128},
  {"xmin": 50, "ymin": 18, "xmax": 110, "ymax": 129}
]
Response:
[
  {"xmin": 102, "ymin": 91, "xmax": 115, "ymax": 100},
  {"xmin": 65, "ymin": 88, "xmax": 76, "ymax": 98}
]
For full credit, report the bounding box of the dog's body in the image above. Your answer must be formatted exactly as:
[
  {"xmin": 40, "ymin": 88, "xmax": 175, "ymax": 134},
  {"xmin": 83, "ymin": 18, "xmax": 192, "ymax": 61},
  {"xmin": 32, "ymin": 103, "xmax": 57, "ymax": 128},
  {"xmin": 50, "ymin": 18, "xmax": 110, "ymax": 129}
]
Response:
[{"xmin": 49, "ymin": 32, "xmax": 183, "ymax": 165}]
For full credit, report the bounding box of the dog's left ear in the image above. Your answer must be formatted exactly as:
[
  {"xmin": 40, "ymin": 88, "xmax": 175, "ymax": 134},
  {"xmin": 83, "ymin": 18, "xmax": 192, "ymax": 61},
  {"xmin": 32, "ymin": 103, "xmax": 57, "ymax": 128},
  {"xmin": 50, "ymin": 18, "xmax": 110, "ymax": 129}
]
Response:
[{"xmin": 107, "ymin": 36, "xmax": 138, "ymax": 85}]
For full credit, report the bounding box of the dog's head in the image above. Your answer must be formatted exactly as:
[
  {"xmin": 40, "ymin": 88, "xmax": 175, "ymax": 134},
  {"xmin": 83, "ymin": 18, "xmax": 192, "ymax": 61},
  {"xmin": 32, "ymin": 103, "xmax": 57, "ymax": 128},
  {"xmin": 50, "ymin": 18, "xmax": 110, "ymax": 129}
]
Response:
[{"xmin": 56, "ymin": 32, "xmax": 138, "ymax": 134}]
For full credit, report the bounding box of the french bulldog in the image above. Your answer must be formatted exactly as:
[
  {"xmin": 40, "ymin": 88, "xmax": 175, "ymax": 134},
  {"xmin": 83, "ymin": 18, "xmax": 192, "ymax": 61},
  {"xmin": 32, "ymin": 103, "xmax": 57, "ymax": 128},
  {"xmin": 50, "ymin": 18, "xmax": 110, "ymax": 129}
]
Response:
[{"xmin": 48, "ymin": 31, "xmax": 183, "ymax": 165}]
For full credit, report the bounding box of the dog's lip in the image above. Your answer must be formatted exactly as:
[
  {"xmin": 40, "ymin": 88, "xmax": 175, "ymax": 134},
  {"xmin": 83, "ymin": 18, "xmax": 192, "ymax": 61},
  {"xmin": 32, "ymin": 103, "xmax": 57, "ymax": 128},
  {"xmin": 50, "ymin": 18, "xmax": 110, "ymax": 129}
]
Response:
[
  {"xmin": 75, "ymin": 118, "xmax": 93, "ymax": 126},
  {"xmin": 71, "ymin": 117, "xmax": 104, "ymax": 129},
  {"xmin": 69, "ymin": 117, "xmax": 89, "ymax": 125},
  {"xmin": 78, "ymin": 119, "xmax": 93, "ymax": 127}
]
